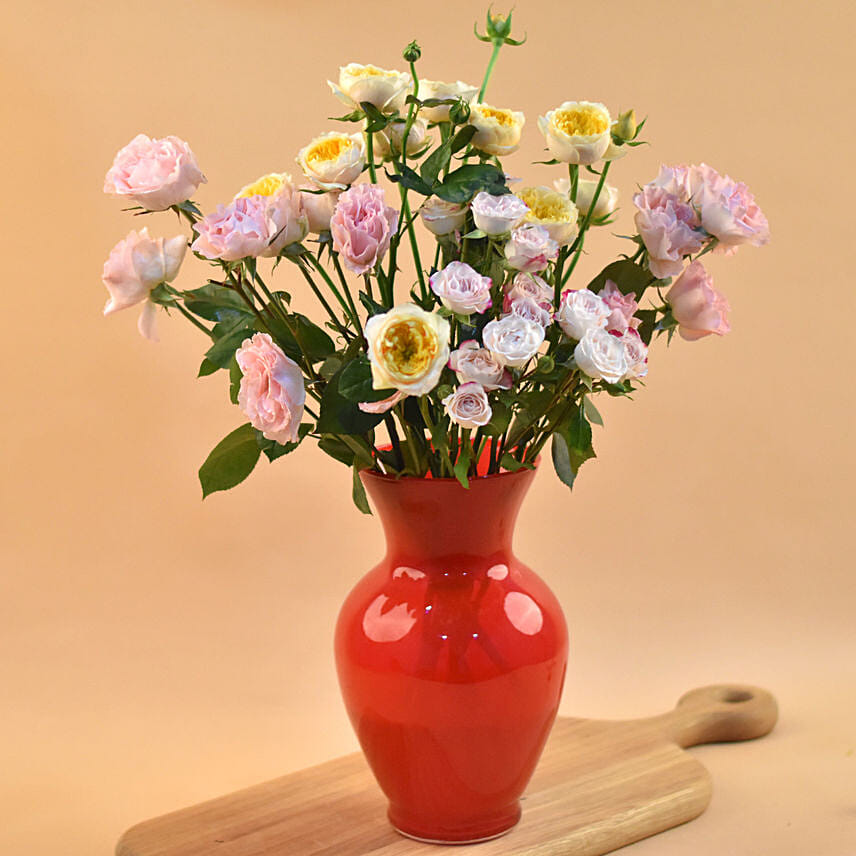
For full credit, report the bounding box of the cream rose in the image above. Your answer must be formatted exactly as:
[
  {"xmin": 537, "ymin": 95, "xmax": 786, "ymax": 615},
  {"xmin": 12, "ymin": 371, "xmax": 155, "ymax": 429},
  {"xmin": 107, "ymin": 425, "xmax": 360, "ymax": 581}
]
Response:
[
  {"xmin": 468, "ymin": 103, "xmax": 525, "ymax": 157},
  {"xmin": 516, "ymin": 186, "xmax": 579, "ymax": 246},
  {"xmin": 574, "ymin": 327, "xmax": 628, "ymax": 383},
  {"xmin": 448, "ymin": 340, "xmax": 511, "ymax": 390},
  {"xmin": 555, "ymin": 288, "xmax": 610, "ymax": 341},
  {"xmin": 419, "ymin": 197, "xmax": 467, "ymax": 236},
  {"xmin": 418, "ymin": 79, "xmax": 479, "ymax": 122},
  {"xmin": 554, "ymin": 176, "xmax": 619, "ymax": 220},
  {"xmin": 374, "ymin": 117, "xmax": 429, "ymax": 158},
  {"xmin": 442, "ymin": 382, "xmax": 492, "ymax": 430},
  {"xmin": 538, "ymin": 101, "xmax": 612, "ymax": 165},
  {"xmin": 482, "ymin": 315, "xmax": 545, "ymax": 368},
  {"xmin": 330, "ymin": 63, "xmax": 412, "ymax": 112},
  {"xmin": 297, "ymin": 132, "xmax": 366, "ymax": 190},
  {"xmin": 365, "ymin": 303, "xmax": 450, "ymax": 395}
]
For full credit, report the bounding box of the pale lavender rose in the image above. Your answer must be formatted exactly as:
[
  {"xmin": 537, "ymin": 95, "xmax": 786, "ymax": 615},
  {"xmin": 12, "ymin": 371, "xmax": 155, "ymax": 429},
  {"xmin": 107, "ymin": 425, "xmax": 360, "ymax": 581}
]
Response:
[
  {"xmin": 236, "ymin": 333, "xmax": 305, "ymax": 444},
  {"xmin": 620, "ymin": 329, "xmax": 648, "ymax": 380},
  {"xmin": 688, "ymin": 164, "xmax": 770, "ymax": 252},
  {"xmin": 666, "ymin": 261, "xmax": 731, "ymax": 341},
  {"xmin": 471, "ymin": 191, "xmax": 529, "ymax": 236},
  {"xmin": 448, "ymin": 340, "xmax": 512, "ymax": 390},
  {"xmin": 429, "ymin": 261, "xmax": 492, "ymax": 315},
  {"xmin": 574, "ymin": 327, "xmax": 628, "ymax": 383},
  {"xmin": 633, "ymin": 185, "xmax": 705, "ymax": 279},
  {"xmin": 504, "ymin": 224, "xmax": 559, "ymax": 273},
  {"xmin": 482, "ymin": 315, "xmax": 545, "ymax": 368},
  {"xmin": 102, "ymin": 227, "xmax": 186, "ymax": 341},
  {"xmin": 599, "ymin": 280, "xmax": 640, "ymax": 333},
  {"xmin": 104, "ymin": 134, "xmax": 206, "ymax": 211},
  {"xmin": 442, "ymin": 382, "xmax": 492, "ymax": 430},
  {"xmin": 301, "ymin": 186, "xmax": 340, "ymax": 233},
  {"xmin": 191, "ymin": 197, "xmax": 268, "ymax": 261},
  {"xmin": 555, "ymin": 288, "xmax": 610, "ymax": 341},
  {"xmin": 330, "ymin": 184, "xmax": 398, "ymax": 275},
  {"xmin": 358, "ymin": 390, "xmax": 405, "ymax": 413},
  {"xmin": 505, "ymin": 272, "xmax": 554, "ymax": 306},
  {"xmin": 504, "ymin": 294, "xmax": 553, "ymax": 328}
]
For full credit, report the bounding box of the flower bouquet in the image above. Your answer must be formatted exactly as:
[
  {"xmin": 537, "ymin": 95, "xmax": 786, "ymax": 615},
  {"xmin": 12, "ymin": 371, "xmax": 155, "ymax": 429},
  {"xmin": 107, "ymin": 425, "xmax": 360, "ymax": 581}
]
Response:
[{"xmin": 100, "ymin": 7, "xmax": 769, "ymax": 844}]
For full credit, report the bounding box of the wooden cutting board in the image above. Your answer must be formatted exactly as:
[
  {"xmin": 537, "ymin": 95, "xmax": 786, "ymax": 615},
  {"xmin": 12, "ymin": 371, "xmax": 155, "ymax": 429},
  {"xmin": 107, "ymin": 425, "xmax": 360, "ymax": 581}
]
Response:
[{"xmin": 116, "ymin": 684, "xmax": 777, "ymax": 856}]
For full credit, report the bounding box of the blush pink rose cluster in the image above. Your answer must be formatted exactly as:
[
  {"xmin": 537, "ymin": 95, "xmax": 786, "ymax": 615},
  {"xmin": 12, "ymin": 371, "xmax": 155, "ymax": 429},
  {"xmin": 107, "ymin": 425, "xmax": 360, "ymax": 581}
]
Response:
[{"xmin": 331, "ymin": 183, "xmax": 399, "ymax": 275}]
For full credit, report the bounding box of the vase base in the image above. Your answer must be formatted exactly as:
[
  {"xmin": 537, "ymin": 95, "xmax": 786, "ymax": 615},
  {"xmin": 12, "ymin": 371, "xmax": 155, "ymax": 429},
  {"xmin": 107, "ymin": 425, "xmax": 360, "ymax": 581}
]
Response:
[{"xmin": 389, "ymin": 804, "xmax": 521, "ymax": 845}]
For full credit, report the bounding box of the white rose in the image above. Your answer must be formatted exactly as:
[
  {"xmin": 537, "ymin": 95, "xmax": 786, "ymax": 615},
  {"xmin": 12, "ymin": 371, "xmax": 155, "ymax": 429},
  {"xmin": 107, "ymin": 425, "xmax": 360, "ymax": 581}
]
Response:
[
  {"xmin": 329, "ymin": 63, "xmax": 412, "ymax": 112},
  {"xmin": 365, "ymin": 303, "xmax": 450, "ymax": 395},
  {"xmin": 621, "ymin": 330, "xmax": 649, "ymax": 380},
  {"xmin": 516, "ymin": 185, "xmax": 579, "ymax": 246},
  {"xmin": 419, "ymin": 197, "xmax": 467, "ymax": 236},
  {"xmin": 537, "ymin": 101, "xmax": 612, "ymax": 165},
  {"xmin": 554, "ymin": 177, "xmax": 619, "ymax": 220},
  {"xmin": 471, "ymin": 191, "xmax": 529, "ymax": 236},
  {"xmin": 574, "ymin": 327, "xmax": 628, "ymax": 383},
  {"xmin": 468, "ymin": 103, "xmax": 525, "ymax": 157},
  {"xmin": 555, "ymin": 288, "xmax": 609, "ymax": 341},
  {"xmin": 374, "ymin": 117, "xmax": 430, "ymax": 158},
  {"xmin": 503, "ymin": 224, "xmax": 559, "ymax": 273},
  {"xmin": 442, "ymin": 382, "xmax": 492, "ymax": 430},
  {"xmin": 297, "ymin": 132, "xmax": 366, "ymax": 190},
  {"xmin": 418, "ymin": 79, "xmax": 478, "ymax": 122},
  {"xmin": 505, "ymin": 295, "xmax": 552, "ymax": 328},
  {"xmin": 449, "ymin": 340, "xmax": 511, "ymax": 390},
  {"xmin": 429, "ymin": 261, "xmax": 493, "ymax": 316},
  {"xmin": 482, "ymin": 315, "xmax": 545, "ymax": 368}
]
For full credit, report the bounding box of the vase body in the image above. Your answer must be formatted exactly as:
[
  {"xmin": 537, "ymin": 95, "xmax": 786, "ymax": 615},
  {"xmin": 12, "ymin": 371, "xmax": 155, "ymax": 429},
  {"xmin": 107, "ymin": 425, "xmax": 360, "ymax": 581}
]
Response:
[{"xmin": 335, "ymin": 466, "xmax": 568, "ymax": 843}]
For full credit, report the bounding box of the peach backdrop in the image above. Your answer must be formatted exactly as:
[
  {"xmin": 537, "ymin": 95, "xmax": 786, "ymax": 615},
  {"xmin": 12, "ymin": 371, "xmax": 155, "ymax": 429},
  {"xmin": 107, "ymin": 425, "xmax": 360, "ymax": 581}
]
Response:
[{"xmin": 1, "ymin": 1, "xmax": 854, "ymax": 853}]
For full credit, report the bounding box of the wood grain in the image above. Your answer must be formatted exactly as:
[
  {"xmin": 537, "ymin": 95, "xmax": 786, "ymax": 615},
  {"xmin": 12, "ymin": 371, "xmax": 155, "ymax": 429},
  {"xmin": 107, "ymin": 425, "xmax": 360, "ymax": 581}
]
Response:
[{"xmin": 116, "ymin": 684, "xmax": 777, "ymax": 856}]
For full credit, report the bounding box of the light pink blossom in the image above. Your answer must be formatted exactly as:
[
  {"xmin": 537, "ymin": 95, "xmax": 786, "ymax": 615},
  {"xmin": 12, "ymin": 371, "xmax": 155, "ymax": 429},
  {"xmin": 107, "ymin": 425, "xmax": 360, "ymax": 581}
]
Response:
[
  {"xmin": 504, "ymin": 294, "xmax": 553, "ymax": 328},
  {"xmin": 599, "ymin": 280, "xmax": 640, "ymax": 333},
  {"xmin": 301, "ymin": 186, "xmax": 340, "ymax": 233},
  {"xmin": 448, "ymin": 340, "xmax": 512, "ymax": 390},
  {"xmin": 505, "ymin": 272, "xmax": 554, "ymax": 306},
  {"xmin": 429, "ymin": 261, "xmax": 492, "ymax": 315},
  {"xmin": 620, "ymin": 328, "xmax": 648, "ymax": 380},
  {"xmin": 471, "ymin": 191, "xmax": 529, "ymax": 236},
  {"xmin": 358, "ymin": 390, "xmax": 405, "ymax": 413},
  {"xmin": 102, "ymin": 227, "xmax": 186, "ymax": 341},
  {"xmin": 192, "ymin": 196, "xmax": 272, "ymax": 261},
  {"xmin": 573, "ymin": 327, "xmax": 628, "ymax": 383},
  {"xmin": 236, "ymin": 333, "xmax": 305, "ymax": 444},
  {"xmin": 633, "ymin": 185, "xmax": 705, "ymax": 279},
  {"xmin": 482, "ymin": 315, "xmax": 545, "ymax": 368},
  {"xmin": 555, "ymin": 288, "xmax": 609, "ymax": 341},
  {"xmin": 330, "ymin": 184, "xmax": 398, "ymax": 275},
  {"xmin": 441, "ymin": 382, "xmax": 492, "ymax": 430},
  {"xmin": 666, "ymin": 261, "xmax": 731, "ymax": 341},
  {"xmin": 504, "ymin": 224, "xmax": 559, "ymax": 273},
  {"xmin": 104, "ymin": 134, "xmax": 206, "ymax": 211}
]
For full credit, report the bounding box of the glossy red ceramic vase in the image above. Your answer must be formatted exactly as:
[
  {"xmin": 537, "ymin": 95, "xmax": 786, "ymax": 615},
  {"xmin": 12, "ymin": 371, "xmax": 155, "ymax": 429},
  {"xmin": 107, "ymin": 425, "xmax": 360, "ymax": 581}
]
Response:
[{"xmin": 335, "ymin": 465, "xmax": 568, "ymax": 843}]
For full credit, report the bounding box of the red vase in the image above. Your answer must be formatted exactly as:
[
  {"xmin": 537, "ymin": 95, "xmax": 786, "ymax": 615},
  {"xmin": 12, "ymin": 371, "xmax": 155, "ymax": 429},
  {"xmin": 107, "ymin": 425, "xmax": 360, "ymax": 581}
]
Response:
[{"xmin": 335, "ymin": 464, "xmax": 569, "ymax": 843}]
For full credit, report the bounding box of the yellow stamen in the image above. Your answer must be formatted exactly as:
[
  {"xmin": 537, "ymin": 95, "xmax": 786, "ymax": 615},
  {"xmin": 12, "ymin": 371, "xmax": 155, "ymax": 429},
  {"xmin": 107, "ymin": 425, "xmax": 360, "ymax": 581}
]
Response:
[
  {"xmin": 554, "ymin": 105, "xmax": 609, "ymax": 137},
  {"xmin": 380, "ymin": 320, "xmax": 438, "ymax": 377},
  {"xmin": 306, "ymin": 136, "xmax": 352, "ymax": 165},
  {"xmin": 517, "ymin": 187, "xmax": 576, "ymax": 223},
  {"xmin": 479, "ymin": 106, "xmax": 515, "ymax": 127},
  {"xmin": 236, "ymin": 173, "xmax": 285, "ymax": 198}
]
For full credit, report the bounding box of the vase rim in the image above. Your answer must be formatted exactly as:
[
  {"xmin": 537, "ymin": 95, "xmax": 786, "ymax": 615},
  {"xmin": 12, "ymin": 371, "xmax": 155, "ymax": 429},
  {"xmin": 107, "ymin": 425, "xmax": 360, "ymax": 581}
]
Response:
[{"xmin": 360, "ymin": 459, "xmax": 540, "ymax": 485}]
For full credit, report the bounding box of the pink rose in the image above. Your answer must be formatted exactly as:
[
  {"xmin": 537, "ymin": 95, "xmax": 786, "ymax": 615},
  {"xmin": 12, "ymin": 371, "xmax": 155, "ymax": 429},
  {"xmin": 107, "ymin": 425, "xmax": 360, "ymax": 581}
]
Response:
[
  {"xmin": 358, "ymin": 390, "xmax": 404, "ymax": 413},
  {"xmin": 441, "ymin": 382, "xmax": 492, "ymax": 430},
  {"xmin": 262, "ymin": 179, "xmax": 309, "ymax": 255},
  {"xmin": 301, "ymin": 186, "xmax": 340, "ymax": 233},
  {"xmin": 192, "ymin": 196, "xmax": 270, "ymax": 261},
  {"xmin": 688, "ymin": 164, "xmax": 770, "ymax": 252},
  {"xmin": 633, "ymin": 185, "xmax": 705, "ymax": 279},
  {"xmin": 666, "ymin": 261, "xmax": 731, "ymax": 341},
  {"xmin": 504, "ymin": 294, "xmax": 553, "ymax": 328},
  {"xmin": 429, "ymin": 261, "xmax": 493, "ymax": 315},
  {"xmin": 448, "ymin": 340, "xmax": 512, "ymax": 390},
  {"xmin": 620, "ymin": 328, "xmax": 648, "ymax": 380},
  {"xmin": 330, "ymin": 183, "xmax": 398, "ymax": 275},
  {"xmin": 236, "ymin": 333, "xmax": 305, "ymax": 444},
  {"xmin": 104, "ymin": 134, "xmax": 206, "ymax": 211},
  {"xmin": 102, "ymin": 227, "xmax": 186, "ymax": 341},
  {"xmin": 505, "ymin": 272, "xmax": 554, "ymax": 306},
  {"xmin": 599, "ymin": 280, "xmax": 640, "ymax": 333},
  {"xmin": 504, "ymin": 224, "xmax": 559, "ymax": 273}
]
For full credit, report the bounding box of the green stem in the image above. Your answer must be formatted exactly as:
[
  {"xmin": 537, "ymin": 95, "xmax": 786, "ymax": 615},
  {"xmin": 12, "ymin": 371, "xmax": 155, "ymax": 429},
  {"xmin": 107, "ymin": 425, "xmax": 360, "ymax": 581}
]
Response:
[
  {"xmin": 478, "ymin": 41, "xmax": 503, "ymax": 102},
  {"xmin": 172, "ymin": 301, "xmax": 214, "ymax": 337},
  {"xmin": 294, "ymin": 261, "xmax": 351, "ymax": 339},
  {"xmin": 363, "ymin": 273, "xmax": 374, "ymax": 302},
  {"xmin": 331, "ymin": 252, "xmax": 363, "ymax": 336},
  {"xmin": 401, "ymin": 192, "xmax": 427, "ymax": 301},
  {"xmin": 562, "ymin": 161, "xmax": 611, "ymax": 286},
  {"xmin": 365, "ymin": 129, "xmax": 377, "ymax": 183},
  {"xmin": 569, "ymin": 164, "xmax": 579, "ymax": 203},
  {"xmin": 305, "ymin": 254, "xmax": 360, "ymax": 331}
]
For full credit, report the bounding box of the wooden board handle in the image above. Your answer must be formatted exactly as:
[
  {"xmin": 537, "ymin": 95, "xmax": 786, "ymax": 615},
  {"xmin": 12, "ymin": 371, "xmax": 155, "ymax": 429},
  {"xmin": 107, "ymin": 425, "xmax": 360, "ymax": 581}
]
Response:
[{"xmin": 647, "ymin": 684, "xmax": 779, "ymax": 749}]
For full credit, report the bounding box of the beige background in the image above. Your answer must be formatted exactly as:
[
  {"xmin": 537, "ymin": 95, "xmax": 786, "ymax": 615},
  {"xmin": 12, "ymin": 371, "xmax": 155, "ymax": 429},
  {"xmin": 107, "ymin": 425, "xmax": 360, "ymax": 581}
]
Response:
[{"xmin": 2, "ymin": 0, "xmax": 854, "ymax": 853}]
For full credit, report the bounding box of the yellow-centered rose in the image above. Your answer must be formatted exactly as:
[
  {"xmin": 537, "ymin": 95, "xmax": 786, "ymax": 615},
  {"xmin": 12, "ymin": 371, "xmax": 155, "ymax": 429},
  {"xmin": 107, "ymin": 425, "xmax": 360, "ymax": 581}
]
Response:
[
  {"xmin": 329, "ymin": 63, "xmax": 412, "ymax": 113},
  {"xmin": 538, "ymin": 101, "xmax": 612, "ymax": 165},
  {"xmin": 418, "ymin": 79, "xmax": 478, "ymax": 123},
  {"xmin": 365, "ymin": 303, "xmax": 450, "ymax": 396},
  {"xmin": 516, "ymin": 186, "xmax": 579, "ymax": 246},
  {"xmin": 297, "ymin": 132, "xmax": 366, "ymax": 191},
  {"xmin": 468, "ymin": 102, "xmax": 525, "ymax": 157},
  {"xmin": 233, "ymin": 171, "xmax": 309, "ymax": 253}
]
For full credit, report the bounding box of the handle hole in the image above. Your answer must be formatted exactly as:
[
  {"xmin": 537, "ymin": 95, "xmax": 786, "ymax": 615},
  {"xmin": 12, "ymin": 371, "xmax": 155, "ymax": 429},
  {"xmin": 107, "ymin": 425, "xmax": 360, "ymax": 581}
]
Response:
[{"xmin": 722, "ymin": 689, "xmax": 753, "ymax": 703}]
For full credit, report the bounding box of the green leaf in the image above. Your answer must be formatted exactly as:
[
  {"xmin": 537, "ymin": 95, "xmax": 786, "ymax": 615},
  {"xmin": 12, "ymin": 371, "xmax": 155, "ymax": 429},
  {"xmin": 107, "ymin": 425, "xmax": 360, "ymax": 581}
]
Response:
[
  {"xmin": 228, "ymin": 355, "xmax": 242, "ymax": 404},
  {"xmin": 568, "ymin": 404, "xmax": 592, "ymax": 451},
  {"xmin": 262, "ymin": 312, "xmax": 335, "ymax": 364},
  {"xmin": 551, "ymin": 433, "xmax": 576, "ymax": 489},
  {"xmin": 338, "ymin": 356, "xmax": 394, "ymax": 403},
  {"xmin": 360, "ymin": 101, "xmax": 389, "ymax": 133},
  {"xmin": 359, "ymin": 291, "xmax": 386, "ymax": 317},
  {"xmin": 635, "ymin": 309, "xmax": 658, "ymax": 345},
  {"xmin": 582, "ymin": 396, "xmax": 603, "ymax": 426},
  {"xmin": 483, "ymin": 400, "xmax": 510, "ymax": 437},
  {"xmin": 255, "ymin": 423, "xmax": 311, "ymax": 462},
  {"xmin": 500, "ymin": 453, "xmax": 535, "ymax": 472},
  {"xmin": 198, "ymin": 358, "xmax": 219, "ymax": 378},
  {"xmin": 318, "ymin": 435, "xmax": 357, "ymax": 466},
  {"xmin": 352, "ymin": 464, "xmax": 372, "ymax": 515},
  {"xmin": 183, "ymin": 283, "xmax": 252, "ymax": 324},
  {"xmin": 386, "ymin": 163, "xmax": 435, "ymax": 196},
  {"xmin": 317, "ymin": 366, "xmax": 386, "ymax": 434},
  {"xmin": 204, "ymin": 320, "xmax": 254, "ymax": 370},
  {"xmin": 319, "ymin": 355, "xmax": 343, "ymax": 380},
  {"xmin": 587, "ymin": 259, "xmax": 652, "ymax": 300},
  {"xmin": 453, "ymin": 444, "xmax": 472, "ymax": 489},
  {"xmin": 435, "ymin": 163, "xmax": 508, "ymax": 203},
  {"xmin": 449, "ymin": 124, "xmax": 477, "ymax": 155},
  {"xmin": 198, "ymin": 423, "xmax": 261, "ymax": 498}
]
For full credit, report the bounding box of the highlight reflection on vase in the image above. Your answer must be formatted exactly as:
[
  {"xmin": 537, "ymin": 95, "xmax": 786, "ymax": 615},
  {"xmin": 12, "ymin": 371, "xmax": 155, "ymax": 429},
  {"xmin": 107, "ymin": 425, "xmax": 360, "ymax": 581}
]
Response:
[{"xmin": 335, "ymin": 466, "xmax": 568, "ymax": 844}]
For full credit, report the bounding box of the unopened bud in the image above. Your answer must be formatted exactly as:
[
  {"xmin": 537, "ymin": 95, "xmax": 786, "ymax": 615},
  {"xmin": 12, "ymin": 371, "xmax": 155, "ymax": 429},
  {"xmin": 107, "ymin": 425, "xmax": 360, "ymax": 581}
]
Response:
[
  {"xmin": 613, "ymin": 109, "xmax": 637, "ymax": 142},
  {"xmin": 449, "ymin": 98, "xmax": 471, "ymax": 125},
  {"xmin": 403, "ymin": 41, "xmax": 421, "ymax": 63},
  {"xmin": 486, "ymin": 10, "xmax": 513, "ymax": 40}
]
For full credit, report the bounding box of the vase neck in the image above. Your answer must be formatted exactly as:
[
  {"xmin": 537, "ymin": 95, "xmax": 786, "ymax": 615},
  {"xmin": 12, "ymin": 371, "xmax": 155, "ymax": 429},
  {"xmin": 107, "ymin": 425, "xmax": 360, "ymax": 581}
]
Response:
[{"xmin": 360, "ymin": 468, "xmax": 536, "ymax": 574}]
